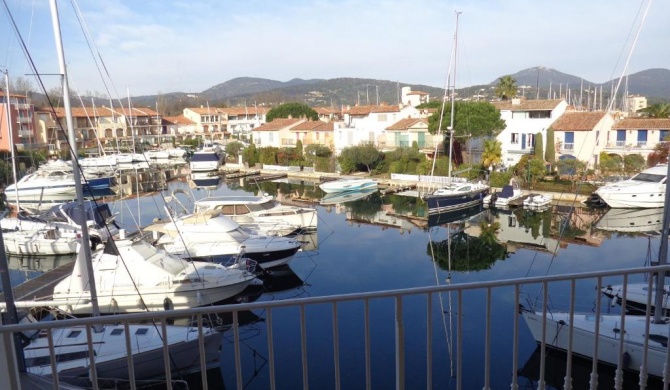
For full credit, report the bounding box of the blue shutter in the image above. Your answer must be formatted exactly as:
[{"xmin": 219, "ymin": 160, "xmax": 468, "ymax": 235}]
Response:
[{"xmin": 521, "ymin": 133, "xmax": 526, "ymax": 150}]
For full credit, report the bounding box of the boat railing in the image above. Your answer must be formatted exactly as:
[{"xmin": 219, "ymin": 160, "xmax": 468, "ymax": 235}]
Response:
[{"xmin": 1, "ymin": 264, "xmax": 669, "ymax": 389}]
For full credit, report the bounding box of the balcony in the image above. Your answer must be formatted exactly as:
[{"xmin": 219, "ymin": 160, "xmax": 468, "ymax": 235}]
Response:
[
  {"xmin": 561, "ymin": 142, "xmax": 574, "ymax": 151},
  {"xmin": 18, "ymin": 117, "xmax": 32, "ymax": 124},
  {"xmin": 0, "ymin": 264, "xmax": 667, "ymax": 389}
]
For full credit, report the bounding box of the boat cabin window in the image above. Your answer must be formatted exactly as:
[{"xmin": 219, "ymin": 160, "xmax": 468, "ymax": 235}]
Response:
[
  {"xmin": 648, "ymin": 334, "xmax": 668, "ymax": 347},
  {"xmin": 25, "ymin": 350, "xmax": 91, "ymax": 367},
  {"xmin": 217, "ymin": 205, "xmax": 236, "ymax": 215},
  {"xmin": 67, "ymin": 330, "xmax": 82, "ymax": 338},
  {"xmin": 135, "ymin": 328, "xmax": 149, "ymax": 335},
  {"xmin": 459, "ymin": 186, "xmax": 471, "ymax": 192},
  {"xmin": 631, "ymin": 172, "xmax": 665, "ymax": 183},
  {"xmin": 235, "ymin": 205, "xmax": 251, "ymax": 215},
  {"xmin": 110, "ymin": 328, "xmax": 124, "ymax": 336}
]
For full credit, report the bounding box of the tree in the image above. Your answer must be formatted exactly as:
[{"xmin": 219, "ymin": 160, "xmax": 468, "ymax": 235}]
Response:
[
  {"xmin": 599, "ymin": 152, "xmax": 622, "ymax": 177},
  {"xmin": 515, "ymin": 156, "xmax": 546, "ymax": 188},
  {"xmin": 534, "ymin": 133, "xmax": 544, "ymax": 161},
  {"xmin": 494, "ymin": 75, "xmax": 517, "ymax": 100},
  {"xmin": 427, "ymin": 101, "xmax": 506, "ymax": 139},
  {"xmin": 481, "ymin": 139, "xmax": 502, "ymax": 170},
  {"xmin": 266, "ymin": 103, "xmax": 318, "ymax": 122},
  {"xmin": 623, "ymin": 154, "xmax": 646, "ymax": 176},
  {"xmin": 295, "ymin": 140, "xmax": 304, "ymax": 157},
  {"xmin": 338, "ymin": 144, "xmax": 382, "ymax": 174},
  {"xmin": 11, "ymin": 77, "xmax": 34, "ymax": 95},
  {"xmin": 545, "ymin": 127, "xmax": 555, "ymax": 164},
  {"xmin": 225, "ymin": 141, "xmax": 245, "ymax": 160},
  {"xmin": 638, "ymin": 103, "xmax": 670, "ymax": 118}
]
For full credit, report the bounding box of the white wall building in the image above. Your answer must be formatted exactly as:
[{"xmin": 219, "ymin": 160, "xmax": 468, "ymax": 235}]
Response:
[
  {"xmin": 334, "ymin": 104, "xmax": 422, "ymax": 154},
  {"xmin": 491, "ymin": 98, "xmax": 568, "ymax": 168},
  {"xmin": 401, "ymin": 87, "xmax": 429, "ymax": 107},
  {"xmin": 550, "ymin": 111, "xmax": 615, "ymax": 168}
]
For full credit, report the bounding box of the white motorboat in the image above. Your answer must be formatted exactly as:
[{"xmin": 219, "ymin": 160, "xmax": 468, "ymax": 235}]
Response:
[
  {"xmin": 195, "ymin": 193, "xmax": 317, "ymax": 231},
  {"xmin": 1, "ymin": 200, "xmax": 120, "ymax": 255},
  {"xmin": 21, "ymin": 312, "xmax": 223, "ymax": 380},
  {"xmin": 483, "ymin": 183, "xmax": 523, "ymax": 208},
  {"xmin": 521, "ymin": 309, "xmax": 669, "ymax": 378},
  {"xmin": 589, "ymin": 164, "xmax": 667, "ymax": 208},
  {"xmin": 319, "ymin": 178, "xmax": 378, "ymax": 193},
  {"xmin": 5, "ymin": 169, "xmax": 78, "ymax": 201},
  {"xmin": 522, "ymin": 194, "xmax": 553, "ymax": 209},
  {"xmin": 143, "ymin": 149, "xmax": 170, "ymax": 160},
  {"xmin": 146, "ymin": 210, "xmax": 303, "ymax": 270},
  {"xmin": 190, "ymin": 147, "xmax": 225, "ymax": 172},
  {"xmin": 45, "ymin": 239, "xmax": 259, "ymax": 315}
]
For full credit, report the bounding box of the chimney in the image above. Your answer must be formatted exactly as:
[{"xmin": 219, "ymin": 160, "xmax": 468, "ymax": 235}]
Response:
[{"xmin": 511, "ymin": 98, "xmax": 521, "ymax": 105}]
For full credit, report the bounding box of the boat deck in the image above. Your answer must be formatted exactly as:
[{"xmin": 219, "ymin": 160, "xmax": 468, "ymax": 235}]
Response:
[{"xmin": 0, "ymin": 261, "xmax": 74, "ymax": 302}]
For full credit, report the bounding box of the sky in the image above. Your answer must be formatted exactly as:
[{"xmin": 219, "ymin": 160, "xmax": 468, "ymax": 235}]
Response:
[{"xmin": 1, "ymin": 0, "xmax": 667, "ymax": 98}]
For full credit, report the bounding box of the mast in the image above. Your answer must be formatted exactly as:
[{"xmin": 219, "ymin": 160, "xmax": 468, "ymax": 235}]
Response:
[
  {"xmin": 127, "ymin": 87, "xmax": 136, "ymax": 153},
  {"xmin": 50, "ymin": 0, "xmax": 100, "ymax": 318},
  {"xmin": 3, "ymin": 71, "xmax": 20, "ymax": 211},
  {"xmin": 653, "ymin": 162, "xmax": 670, "ymax": 323},
  {"xmin": 447, "ymin": 11, "xmax": 461, "ymax": 179}
]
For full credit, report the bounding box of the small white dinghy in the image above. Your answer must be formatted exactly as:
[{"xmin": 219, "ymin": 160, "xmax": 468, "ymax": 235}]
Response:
[{"xmin": 523, "ymin": 194, "xmax": 553, "ymax": 209}]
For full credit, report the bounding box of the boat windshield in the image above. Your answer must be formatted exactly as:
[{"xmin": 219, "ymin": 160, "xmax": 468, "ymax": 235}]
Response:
[
  {"xmin": 191, "ymin": 153, "xmax": 220, "ymax": 162},
  {"xmin": 631, "ymin": 173, "xmax": 665, "ymax": 183},
  {"xmin": 247, "ymin": 201, "xmax": 275, "ymax": 212}
]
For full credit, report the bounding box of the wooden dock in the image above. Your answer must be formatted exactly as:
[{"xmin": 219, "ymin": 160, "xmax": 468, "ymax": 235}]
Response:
[
  {"xmin": 0, "ymin": 261, "xmax": 75, "ymax": 302},
  {"xmin": 226, "ymin": 170, "xmax": 261, "ymax": 179},
  {"xmin": 251, "ymin": 172, "xmax": 288, "ymax": 182}
]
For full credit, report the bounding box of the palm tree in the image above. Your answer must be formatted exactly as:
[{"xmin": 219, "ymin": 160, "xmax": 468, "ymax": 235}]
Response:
[
  {"xmin": 494, "ymin": 75, "xmax": 517, "ymax": 100},
  {"xmin": 481, "ymin": 138, "xmax": 502, "ymax": 170},
  {"xmin": 639, "ymin": 103, "xmax": 670, "ymax": 118}
]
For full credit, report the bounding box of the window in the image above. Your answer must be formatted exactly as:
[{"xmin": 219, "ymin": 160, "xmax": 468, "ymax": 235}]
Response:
[
  {"xmin": 527, "ymin": 133, "xmax": 535, "ymax": 147},
  {"xmin": 660, "ymin": 130, "xmax": 669, "ymax": 141},
  {"xmin": 378, "ymin": 114, "xmax": 387, "ymax": 121},
  {"xmin": 269, "ymin": 133, "xmax": 274, "ymax": 142},
  {"xmin": 511, "ymin": 133, "xmax": 519, "ymax": 144},
  {"xmin": 110, "ymin": 328, "xmax": 124, "ymax": 336},
  {"xmin": 135, "ymin": 328, "xmax": 149, "ymax": 335},
  {"xmin": 67, "ymin": 331, "xmax": 82, "ymax": 338}
]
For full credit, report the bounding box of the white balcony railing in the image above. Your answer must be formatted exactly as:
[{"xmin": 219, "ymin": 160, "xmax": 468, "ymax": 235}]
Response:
[
  {"xmin": 1, "ymin": 264, "xmax": 667, "ymax": 389},
  {"xmin": 562, "ymin": 142, "xmax": 574, "ymax": 151}
]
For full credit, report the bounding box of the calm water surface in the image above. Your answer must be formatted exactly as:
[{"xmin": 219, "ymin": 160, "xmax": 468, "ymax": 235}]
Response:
[{"xmin": 4, "ymin": 171, "xmax": 664, "ymax": 389}]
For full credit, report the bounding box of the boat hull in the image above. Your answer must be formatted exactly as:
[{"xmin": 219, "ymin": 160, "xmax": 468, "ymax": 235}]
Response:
[
  {"xmin": 319, "ymin": 179, "xmax": 378, "ymax": 194},
  {"xmin": 424, "ymin": 188, "xmax": 489, "ymax": 214},
  {"xmin": 522, "ymin": 311, "xmax": 667, "ymax": 378}
]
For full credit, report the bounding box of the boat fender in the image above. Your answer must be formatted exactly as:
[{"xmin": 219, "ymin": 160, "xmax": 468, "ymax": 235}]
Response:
[
  {"xmin": 163, "ymin": 297, "xmax": 173, "ymax": 311},
  {"xmin": 622, "ymin": 351, "xmax": 631, "ymax": 369}
]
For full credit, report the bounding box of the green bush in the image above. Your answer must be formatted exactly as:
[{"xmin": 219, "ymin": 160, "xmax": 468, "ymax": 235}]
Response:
[{"xmin": 490, "ymin": 171, "xmax": 512, "ymax": 188}]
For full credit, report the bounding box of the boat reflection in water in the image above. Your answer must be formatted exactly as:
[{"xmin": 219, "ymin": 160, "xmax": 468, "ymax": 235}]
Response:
[
  {"xmin": 189, "ymin": 172, "xmax": 223, "ymax": 190},
  {"xmin": 518, "ymin": 345, "xmax": 663, "ymax": 390},
  {"xmin": 595, "ymin": 207, "xmax": 664, "ymax": 234},
  {"xmin": 320, "ymin": 187, "xmax": 378, "ymax": 205},
  {"xmin": 427, "ymin": 203, "xmax": 484, "ymax": 228},
  {"xmin": 225, "ymin": 264, "xmax": 307, "ymax": 304}
]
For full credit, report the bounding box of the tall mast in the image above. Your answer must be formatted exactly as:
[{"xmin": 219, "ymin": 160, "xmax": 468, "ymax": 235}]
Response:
[
  {"xmin": 3, "ymin": 71, "xmax": 20, "ymax": 211},
  {"xmin": 50, "ymin": 0, "xmax": 100, "ymax": 317},
  {"xmin": 447, "ymin": 11, "xmax": 461, "ymax": 179}
]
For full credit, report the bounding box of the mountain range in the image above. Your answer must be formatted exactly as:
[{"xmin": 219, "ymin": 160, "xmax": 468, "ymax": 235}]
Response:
[{"xmin": 125, "ymin": 66, "xmax": 670, "ymax": 114}]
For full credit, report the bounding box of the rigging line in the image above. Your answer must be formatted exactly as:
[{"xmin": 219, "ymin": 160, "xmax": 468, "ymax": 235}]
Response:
[
  {"xmin": 427, "ymin": 226, "xmax": 454, "ymax": 376},
  {"xmin": 429, "ymin": 28, "xmax": 456, "ymax": 179}
]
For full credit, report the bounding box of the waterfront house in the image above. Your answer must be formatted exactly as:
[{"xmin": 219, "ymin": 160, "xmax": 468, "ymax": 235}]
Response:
[
  {"xmin": 289, "ymin": 120, "xmax": 334, "ymax": 149},
  {"xmin": 218, "ymin": 106, "xmax": 268, "ymax": 136},
  {"xmin": 162, "ymin": 115, "xmax": 197, "ymax": 144},
  {"xmin": 0, "ymin": 91, "xmax": 37, "ymax": 152},
  {"xmin": 251, "ymin": 118, "xmax": 306, "ymax": 148},
  {"xmin": 382, "ymin": 117, "xmax": 440, "ymax": 152},
  {"xmin": 492, "ymin": 98, "xmax": 568, "ymax": 169},
  {"xmin": 550, "ymin": 111, "xmax": 615, "ymax": 167},
  {"xmin": 335, "ymin": 104, "xmax": 422, "ymax": 154},
  {"xmin": 401, "ymin": 86, "xmax": 429, "ymax": 107},
  {"xmin": 182, "ymin": 107, "xmax": 227, "ymax": 141},
  {"xmin": 605, "ymin": 117, "xmax": 670, "ymax": 162}
]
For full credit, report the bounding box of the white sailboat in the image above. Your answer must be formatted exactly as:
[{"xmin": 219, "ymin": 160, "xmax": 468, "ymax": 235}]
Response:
[
  {"xmin": 421, "ymin": 14, "xmax": 489, "ymax": 215},
  {"xmin": 12, "ymin": 1, "xmax": 226, "ymax": 382}
]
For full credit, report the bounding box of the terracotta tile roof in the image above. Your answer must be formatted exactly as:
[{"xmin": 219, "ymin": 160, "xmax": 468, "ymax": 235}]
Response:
[
  {"xmin": 163, "ymin": 115, "xmax": 195, "ymax": 125},
  {"xmin": 551, "ymin": 112, "xmax": 609, "ymax": 131},
  {"xmin": 289, "ymin": 120, "xmax": 334, "ymax": 132},
  {"xmin": 313, "ymin": 107, "xmax": 340, "ymax": 115},
  {"xmin": 612, "ymin": 118, "xmax": 670, "ymax": 130},
  {"xmin": 491, "ymin": 99, "xmax": 563, "ymax": 111},
  {"xmin": 344, "ymin": 104, "xmax": 400, "ymax": 115},
  {"xmin": 253, "ymin": 118, "xmax": 304, "ymax": 131},
  {"xmin": 49, "ymin": 106, "xmax": 158, "ymax": 118},
  {"xmin": 386, "ymin": 118, "xmax": 429, "ymax": 130}
]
